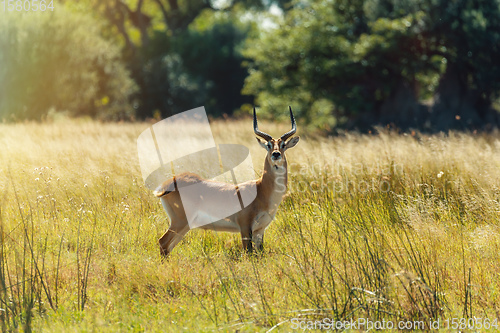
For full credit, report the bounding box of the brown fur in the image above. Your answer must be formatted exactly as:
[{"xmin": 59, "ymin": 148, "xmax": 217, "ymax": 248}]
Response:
[{"xmin": 155, "ymin": 120, "xmax": 299, "ymax": 258}]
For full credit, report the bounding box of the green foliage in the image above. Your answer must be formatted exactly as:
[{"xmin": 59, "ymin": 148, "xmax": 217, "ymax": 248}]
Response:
[
  {"xmin": 130, "ymin": 8, "xmax": 255, "ymax": 117},
  {"xmin": 3, "ymin": 0, "xmax": 500, "ymax": 128},
  {"xmin": 0, "ymin": 9, "xmax": 137, "ymax": 121},
  {"xmin": 243, "ymin": 0, "xmax": 428, "ymax": 129},
  {"xmin": 243, "ymin": 1, "xmax": 348, "ymax": 129},
  {"xmin": 423, "ymin": 0, "xmax": 500, "ymax": 96},
  {"xmin": 243, "ymin": 0, "xmax": 500, "ymax": 130},
  {"xmin": 171, "ymin": 10, "xmax": 255, "ymax": 116},
  {"xmin": 138, "ymin": 38, "xmax": 211, "ymax": 117},
  {"xmin": 55, "ymin": 0, "xmax": 270, "ymax": 119}
]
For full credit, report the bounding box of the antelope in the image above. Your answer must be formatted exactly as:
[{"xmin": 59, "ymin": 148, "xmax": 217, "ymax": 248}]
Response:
[{"xmin": 153, "ymin": 107, "xmax": 300, "ymax": 257}]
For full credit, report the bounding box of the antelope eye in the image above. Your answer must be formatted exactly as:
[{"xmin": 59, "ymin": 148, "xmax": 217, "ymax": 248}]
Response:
[{"xmin": 267, "ymin": 143, "xmax": 272, "ymax": 149}]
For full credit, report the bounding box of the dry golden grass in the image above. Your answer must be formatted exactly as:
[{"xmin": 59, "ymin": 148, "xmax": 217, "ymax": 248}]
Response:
[{"xmin": 1, "ymin": 119, "xmax": 500, "ymax": 332}]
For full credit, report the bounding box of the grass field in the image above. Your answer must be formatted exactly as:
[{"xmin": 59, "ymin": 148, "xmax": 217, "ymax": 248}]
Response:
[{"xmin": 1, "ymin": 119, "xmax": 500, "ymax": 332}]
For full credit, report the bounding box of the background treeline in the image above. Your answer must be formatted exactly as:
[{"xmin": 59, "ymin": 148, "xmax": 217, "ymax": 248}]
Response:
[{"xmin": 1, "ymin": 0, "xmax": 500, "ymax": 131}]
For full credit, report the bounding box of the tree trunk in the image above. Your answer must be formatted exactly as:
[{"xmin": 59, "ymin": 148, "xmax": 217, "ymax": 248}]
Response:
[
  {"xmin": 378, "ymin": 78, "xmax": 424, "ymax": 130},
  {"xmin": 431, "ymin": 62, "xmax": 498, "ymax": 131}
]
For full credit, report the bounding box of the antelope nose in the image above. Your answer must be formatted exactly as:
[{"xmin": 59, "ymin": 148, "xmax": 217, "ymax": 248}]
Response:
[{"xmin": 272, "ymin": 152, "xmax": 281, "ymax": 158}]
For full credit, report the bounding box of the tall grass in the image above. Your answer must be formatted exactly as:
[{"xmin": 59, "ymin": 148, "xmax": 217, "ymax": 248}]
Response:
[{"xmin": 1, "ymin": 119, "xmax": 499, "ymax": 331}]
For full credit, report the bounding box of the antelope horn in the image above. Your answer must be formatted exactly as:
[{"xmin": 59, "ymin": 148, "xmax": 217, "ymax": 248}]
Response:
[
  {"xmin": 280, "ymin": 106, "xmax": 296, "ymax": 141},
  {"xmin": 253, "ymin": 107, "xmax": 273, "ymax": 142}
]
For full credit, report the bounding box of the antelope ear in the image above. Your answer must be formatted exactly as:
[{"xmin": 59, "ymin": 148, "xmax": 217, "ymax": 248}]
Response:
[
  {"xmin": 256, "ymin": 137, "xmax": 268, "ymax": 150},
  {"xmin": 284, "ymin": 136, "xmax": 300, "ymax": 150}
]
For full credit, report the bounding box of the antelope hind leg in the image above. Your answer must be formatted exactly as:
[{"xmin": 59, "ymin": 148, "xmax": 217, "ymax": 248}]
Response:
[{"xmin": 159, "ymin": 225, "xmax": 189, "ymax": 258}]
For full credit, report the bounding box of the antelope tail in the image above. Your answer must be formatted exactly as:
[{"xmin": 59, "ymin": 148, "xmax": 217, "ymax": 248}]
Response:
[{"xmin": 153, "ymin": 177, "xmax": 177, "ymax": 197}]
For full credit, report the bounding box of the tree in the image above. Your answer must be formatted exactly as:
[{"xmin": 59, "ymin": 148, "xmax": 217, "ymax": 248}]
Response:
[
  {"xmin": 172, "ymin": 10, "xmax": 255, "ymax": 116},
  {"xmin": 243, "ymin": 0, "xmax": 500, "ymax": 131},
  {"xmin": 243, "ymin": 0, "xmax": 431, "ymax": 130},
  {"xmin": 422, "ymin": 0, "xmax": 500, "ymax": 130},
  {"xmin": 64, "ymin": 0, "xmax": 269, "ymax": 118},
  {"xmin": 0, "ymin": 10, "xmax": 137, "ymax": 121}
]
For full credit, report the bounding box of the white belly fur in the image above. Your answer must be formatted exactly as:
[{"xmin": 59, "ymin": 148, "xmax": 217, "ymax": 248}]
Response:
[{"xmin": 198, "ymin": 217, "xmax": 241, "ymax": 232}]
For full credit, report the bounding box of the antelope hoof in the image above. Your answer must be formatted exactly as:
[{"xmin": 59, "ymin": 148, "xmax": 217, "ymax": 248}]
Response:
[{"xmin": 160, "ymin": 247, "xmax": 169, "ymax": 260}]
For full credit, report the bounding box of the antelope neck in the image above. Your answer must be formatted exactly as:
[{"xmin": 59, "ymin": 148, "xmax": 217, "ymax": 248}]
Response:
[{"xmin": 260, "ymin": 157, "xmax": 288, "ymax": 193}]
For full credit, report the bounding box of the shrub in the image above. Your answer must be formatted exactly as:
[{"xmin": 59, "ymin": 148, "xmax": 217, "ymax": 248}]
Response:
[{"xmin": 0, "ymin": 8, "xmax": 137, "ymax": 121}]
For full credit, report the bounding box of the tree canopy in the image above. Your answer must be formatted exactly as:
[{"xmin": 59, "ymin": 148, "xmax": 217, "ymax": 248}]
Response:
[
  {"xmin": 1, "ymin": 0, "xmax": 500, "ymax": 131},
  {"xmin": 0, "ymin": 9, "xmax": 136, "ymax": 120},
  {"xmin": 244, "ymin": 0, "xmax": 500, "ymax": 131}
]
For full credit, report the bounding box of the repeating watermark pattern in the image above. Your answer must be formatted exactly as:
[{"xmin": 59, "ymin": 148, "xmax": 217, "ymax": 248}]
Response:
[
  {"xmin": 137, "ymin": 106, "xmax": 257, "ymax": 229},
  {"xmin": 289, "ymin": 161, "xmax": 403, "ymax": 194},
  {"xmin": 1, "ymin": 0, "xmax": 54, "ymax": 11},
  {"xmin": 291, "ymin": 317, "xmax": 499, "ymax": 331}
]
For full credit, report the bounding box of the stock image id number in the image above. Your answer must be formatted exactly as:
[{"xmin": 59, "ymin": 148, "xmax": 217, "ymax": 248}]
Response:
[
  {"xmin": 441, "ymin": 317, "xmax": 499, "ymax": 330},
  {"xmin": 2, "ymin": 0, "xmax": 54, "ymax": 11}
]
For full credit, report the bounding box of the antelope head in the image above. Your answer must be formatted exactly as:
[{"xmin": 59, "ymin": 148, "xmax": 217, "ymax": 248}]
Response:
[{"xmin": 254, "ymin": 106, "xmax": 300, "ymax": 170}]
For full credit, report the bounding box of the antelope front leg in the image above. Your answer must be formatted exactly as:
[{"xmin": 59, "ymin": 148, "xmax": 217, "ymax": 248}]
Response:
[
  {"xmin": 251, "ymin": 213, "xmax": 270, "ymax": 253},
  {"xmin": 241, "ymin": 227, "xmax": 253, "ymax": 253},
  {"xmin": 252, "ymin": 232, "xmax": 264, "ymax": 252}
]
